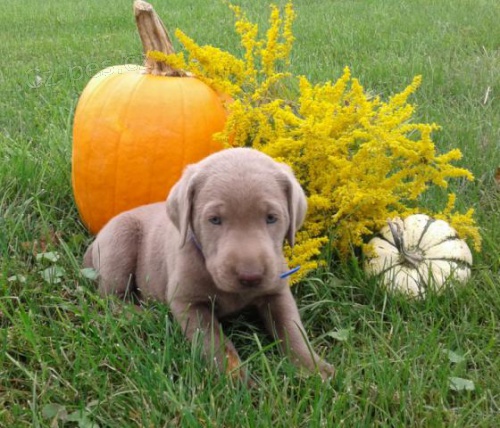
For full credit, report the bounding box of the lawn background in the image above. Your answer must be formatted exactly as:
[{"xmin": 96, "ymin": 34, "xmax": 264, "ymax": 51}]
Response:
[{"xmin": 1, "ymin": 0, "xmax": 499, "ymax": 426}]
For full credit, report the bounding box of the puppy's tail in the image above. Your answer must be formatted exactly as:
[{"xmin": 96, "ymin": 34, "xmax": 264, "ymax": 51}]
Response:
[{"xmin": 83, "ymin": 243, "xmax": 94, "ymax": 268}]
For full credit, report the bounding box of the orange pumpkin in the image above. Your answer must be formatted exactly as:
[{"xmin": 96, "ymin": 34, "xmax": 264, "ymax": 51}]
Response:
[{"xmin": 72, "ymin": 1, "xmax": 227, "ymax": 234}]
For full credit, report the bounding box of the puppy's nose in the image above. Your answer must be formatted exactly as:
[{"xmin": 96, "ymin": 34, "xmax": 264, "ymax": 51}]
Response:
[{"xmin": 238, "ymin": 272, "xmax": 263, "ymax": 288}]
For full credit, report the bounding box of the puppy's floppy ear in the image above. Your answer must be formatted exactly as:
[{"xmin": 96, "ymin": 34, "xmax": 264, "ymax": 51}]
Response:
[
  {"xmin": 278, "ymin": 163, "xmax": 307, "ymax": 247},
  {"xmin": 166, "ymin": 165, "xmax": 198, "ymax": 248}
]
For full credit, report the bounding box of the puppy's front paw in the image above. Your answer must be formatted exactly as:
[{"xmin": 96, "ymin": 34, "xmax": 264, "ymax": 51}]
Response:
[
  {"xmin": 317, "ymin": 360, "xmax": 336, "ymax": 380},
  {"xmin": 225, "ymin": 346, "xmax": 256, "ymax": 388}
]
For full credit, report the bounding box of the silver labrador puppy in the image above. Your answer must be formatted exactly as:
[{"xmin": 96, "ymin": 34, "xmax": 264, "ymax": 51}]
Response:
[{"xmin": 84, "ymin": 148, "xmax": 334, "ymax": 382}]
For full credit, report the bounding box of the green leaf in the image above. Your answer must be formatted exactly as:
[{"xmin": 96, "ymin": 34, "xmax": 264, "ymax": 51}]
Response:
[
  {"xmin": 81, "ymin": 267, "xmax": 99, "ymax": 280},
  {"xmin": 444, "ymin": 349, "xmax": 466, "ymax": 364},
  {"xmin": 449, "ymin": 376, "xmax": 475, "ymax": 391},
  {"xmin": 41, "ymin": 403, "xmax": 68, "ymax": 420},
  {"xmin": 7, "ymin": 274, "xmax": 27, "ymax": 283},
  {"xmin": 41, "ymin": 266, "xmax": 66, "ymax": 284},
  {"xmin": 36, "ymin": 251, "xmax": 60, "ymax": 263},
  {"xmin": 66, "ymin": 410, "xmax": 100, "ymax": 428},
  {"xmin": 326, "ymin": 328, "xmax": 351, "ymax": 342}
]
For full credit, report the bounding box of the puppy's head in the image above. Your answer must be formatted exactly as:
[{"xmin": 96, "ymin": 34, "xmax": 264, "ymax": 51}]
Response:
[{"xmin": 166, "ymin": 148, "xmax": 307, "ymax": 294}]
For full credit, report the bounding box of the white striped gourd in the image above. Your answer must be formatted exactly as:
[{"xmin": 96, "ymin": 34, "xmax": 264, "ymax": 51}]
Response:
[{"xmin": 364, "ymin": 214, "xmax": 473, "ymax": 298}]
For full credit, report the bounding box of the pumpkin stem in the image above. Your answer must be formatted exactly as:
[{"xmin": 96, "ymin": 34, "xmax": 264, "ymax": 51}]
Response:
[
  {"xmin": 134, "ymin": 0, "xmax": 187, "ymax": 77},
  {"xmin": 387, "ymin": 219, "xmax": 424, "ymax": 268}
]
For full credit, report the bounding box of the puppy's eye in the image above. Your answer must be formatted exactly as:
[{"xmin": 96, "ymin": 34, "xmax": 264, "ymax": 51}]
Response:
[
  {"xmin": 209, "ymin": 216, "xmax": 222, "ymax": 225},
  {"xmin": 266, "ymin": 214, "xmax": 278, "ymax": 224}
]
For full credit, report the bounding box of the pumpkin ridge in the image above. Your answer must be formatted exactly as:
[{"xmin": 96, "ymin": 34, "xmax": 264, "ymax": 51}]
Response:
[
  {"xmin": 373, "ymin": 261, "xmax": 405, "ymax": 278},
  {"xmin": 374, "ymin": 234, "xmax": 398, "ymax": 249},
  {"xmin": 98, "ymin": 74, "xmax": 142, "ymax": 228},
  {"xmin": 415, "ymin": 264, "xmax": 453, "ymax": 292},
  {"xmin": 421, "ymin": 262, "xmax": 469, "ymax": 289},
  {"xmin": 424, "ymin": 257, "xmax": 472, "ymax": 267},
  {"xmin": 420, "ymin": 236, "xmax": 462, "ymax": 255},
  {"xmin": 74, "ymin": 72, "xmax": 131, "ymax": 231},
  {"xmin": 414, "ymin": 267, "xmax": 429, "ymax": 293},
  {"xmin": 424, "ymin": 235, "xmax": 460, "ymax": 247},
  {"xmin": 114, "ymin": 74, "xmax": 152, "ymax": 217},
  {"xmin": 179, "ymin": 79, "xmax": 188, "ymax": 188},
  {"xmin": 132, "ymin": 75, "xmax": 167, "ymax": 206},
  {"xmin": 415, "ymin": 216, "xmax": 435, "ymax": 249}
]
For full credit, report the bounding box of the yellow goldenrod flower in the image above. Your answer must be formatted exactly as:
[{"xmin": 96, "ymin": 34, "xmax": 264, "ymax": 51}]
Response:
[{"xmin": 149, "ymin": 2, "xmax": 480, "ymax": 282}]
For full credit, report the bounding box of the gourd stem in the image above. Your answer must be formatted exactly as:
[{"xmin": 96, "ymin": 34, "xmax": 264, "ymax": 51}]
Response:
[
  {"xmin": 133, "ymin": 0, "xmax": 187, "ymax": 77},
  {"xmin": 387, "ymin": 221, "xmax": 404, "ymax": 253},
  {"xmin": 387, "ymin": 219, "xmax": 424, "ymax": 268}
]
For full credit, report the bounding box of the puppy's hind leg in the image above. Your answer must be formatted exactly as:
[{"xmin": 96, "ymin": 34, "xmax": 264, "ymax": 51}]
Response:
[{"xmin": 88, "ymin": 215, "xmax": 141, "ymax": 300}]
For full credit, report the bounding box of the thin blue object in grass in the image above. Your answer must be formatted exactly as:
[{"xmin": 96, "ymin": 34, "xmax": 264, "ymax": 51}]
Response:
[{"xmin": 280, "ymin": 265, "xmax": 301, "ymax": 279}]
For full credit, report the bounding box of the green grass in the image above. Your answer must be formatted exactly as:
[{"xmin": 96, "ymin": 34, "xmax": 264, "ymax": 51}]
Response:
[{"xmin": 1, "ymin": 0, "xmax": 499, "ymax": 426}]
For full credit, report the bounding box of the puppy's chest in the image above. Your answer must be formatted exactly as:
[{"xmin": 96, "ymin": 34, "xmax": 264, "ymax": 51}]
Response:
[{"xmin": 210, "ymin": 292, "xmax": 257, "ymax": 318}]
